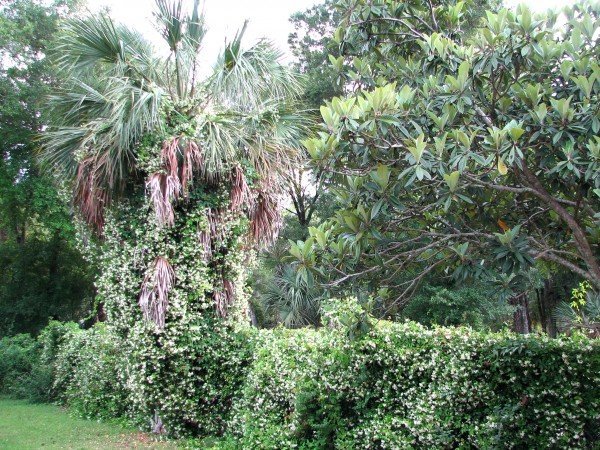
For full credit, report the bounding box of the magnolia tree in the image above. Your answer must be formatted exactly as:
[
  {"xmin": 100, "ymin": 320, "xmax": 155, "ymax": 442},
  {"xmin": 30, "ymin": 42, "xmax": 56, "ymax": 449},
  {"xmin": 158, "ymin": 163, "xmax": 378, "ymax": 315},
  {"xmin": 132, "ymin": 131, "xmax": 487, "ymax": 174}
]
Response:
[
  {"xmin": 40, "ymin": 0, "xmax": 305, "ymax": 434},
  {"xmin": 290, "ymin": 0, "xmax": 600, "ymax": 331}
]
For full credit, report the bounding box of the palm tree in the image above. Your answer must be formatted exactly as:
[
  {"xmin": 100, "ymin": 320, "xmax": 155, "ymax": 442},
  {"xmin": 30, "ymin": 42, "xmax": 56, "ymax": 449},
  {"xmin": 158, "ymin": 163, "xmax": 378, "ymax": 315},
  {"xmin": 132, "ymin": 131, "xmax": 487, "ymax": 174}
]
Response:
[
  {"xmin": 40, "ymin": 0, "xmax": 307, "ymax": 326},
  {"xmin": 262, "ymin": 264, "xmax": 322, "ymax": 328}
]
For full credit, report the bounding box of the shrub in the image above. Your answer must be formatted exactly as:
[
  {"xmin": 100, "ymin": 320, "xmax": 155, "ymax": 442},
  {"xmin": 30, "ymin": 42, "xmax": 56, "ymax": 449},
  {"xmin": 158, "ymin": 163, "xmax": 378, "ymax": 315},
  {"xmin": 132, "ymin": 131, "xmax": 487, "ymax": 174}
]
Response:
[
  {"xmin": 53, "ymin": 324, "xmax": 130, "ymax": 420},
  {"xmin": 0, "ymin": 333, "xmax": 39, "ymax": 396},
  {"xmin": 50, "ymin": 318, "xmax": 255, "ymax": 437},
  {"xmin": 229, "ymin": 303, "xmax": 600, "ymax": 449},
  {"xmin": 0, "ymin": 322, "xmax": 73, "ymax": 403},
  {"xmin": 15, "ymin": 305, "xmax": 598, "ymax": 448},
  {"xmin": 124, "ymin": 318, "xmax": 257, "ymax": 437}
]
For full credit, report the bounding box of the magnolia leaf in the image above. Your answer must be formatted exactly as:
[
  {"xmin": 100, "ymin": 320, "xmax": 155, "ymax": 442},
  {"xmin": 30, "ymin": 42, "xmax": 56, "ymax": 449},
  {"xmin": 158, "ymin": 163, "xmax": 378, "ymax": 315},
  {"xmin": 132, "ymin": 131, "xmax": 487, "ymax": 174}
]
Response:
[
  {"xmin": 504, "ymin": 120, "xmax": 525, "ymax": 141},
  {"xmin": 371, "ymin": 199, "xmax": 384, "ymax": 220},
  {"xmin": 302, "ymin": 138, "xmax": 321, "ymax": 159},
  {"xmin": 498, "ymin": 157, "xmax": 508, "ymax": 175},
  {"xmin": 443, "ymin": 171, "xmax": 460, "ymax": 192},
  {"xmin": 315, "ymin": 230, "xmax": 327, "ymax": 248},
  {"xmin": 458, "ymin": 60, "xmax": 470, "ymax": 87},
  {"xmin": 370, "ymin": 164, "xmax": 391, "ymax": 190},
  {"xmin": 328, "ymin": 54, "xmax": 344, "ymax": 71},
  {"xmin": 343, "ymin": 214, "xmax": 360, "ymax": 232},
  {"xmin": 534, "ymin": 103, "xmax": 547, "ymax": 123},
  {"xmin": 508, "ymin": 126, "xmax": 524, "ymax": 141},
  {"xmin": 456, "ymin": 130, "xmax": 471, "ymax": 150},
  {"xmin": 434, "ymin": 134, "xmax": 447, "ymax": 155},
  {"xmin": 408, "ymin": 134, "xmax": 427, "ymax": 163},
  {"xmin": 320, "ymin": 105, "xmax": 337, "ymax": 129}
]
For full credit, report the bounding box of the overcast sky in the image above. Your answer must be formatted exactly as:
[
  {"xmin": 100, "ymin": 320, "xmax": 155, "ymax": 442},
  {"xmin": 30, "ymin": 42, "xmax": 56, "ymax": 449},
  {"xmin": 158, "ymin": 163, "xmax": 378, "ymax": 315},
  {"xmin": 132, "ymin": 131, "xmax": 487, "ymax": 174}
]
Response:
[{"xmin": 89, "ymin": 0, "xmax": 578, "ymax": 65}]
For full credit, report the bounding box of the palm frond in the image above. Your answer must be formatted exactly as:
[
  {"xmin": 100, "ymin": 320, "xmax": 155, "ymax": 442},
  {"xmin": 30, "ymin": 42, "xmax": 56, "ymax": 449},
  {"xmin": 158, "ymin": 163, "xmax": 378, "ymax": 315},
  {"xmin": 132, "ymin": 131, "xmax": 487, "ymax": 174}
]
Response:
[
  {"xmin": 250, "ymin": 187, "xmax": 281, "ymax": 247},
  {"xmin": 74, "ymin": 157, "xmax": 109, "ymax": 229},
  {"xmin": 553, "ymin": 302, "xmax": 580, "ymax": 332},
  {"xmin": 154, "ymin": 0, "xmax": 184, "ymax": 52},
  {"xmin": 42, "ymin": 53, "xmax": 164, "ymax": 228},
  {"xmin": 238, "ymin": 101, "xmax": 310, "ymax": 182},
  {"xmin": 184, "ymin": 0, "xmax": 206, "ymax": 53},
  {"xmin": 154, "ymin": 0, "xmax": 206, "ymax": 99},
  {"xmin": 56, "ymin": 12, "xmax": 159, "ymax": 82},
  {"xmin": 209, "ymin": 34, "xmax": 304, "ymax": 111},
  {"xmin": 230, "ymin": 165, "xmax": 253, "ymax": 212},
  {"xmin": 584, "ymin": 291, "xmax": 600, "ymax": 321},
  {"xmin": 196, "ymin": 112, "xmax": 240, "ymax": 177},
  {"xmin": 263, "ymin": 265, "xmax": 321, "ymax": 328},
  {"xmin": 39, "ymin": 126, "xmax": 89, "ymax": 178}
]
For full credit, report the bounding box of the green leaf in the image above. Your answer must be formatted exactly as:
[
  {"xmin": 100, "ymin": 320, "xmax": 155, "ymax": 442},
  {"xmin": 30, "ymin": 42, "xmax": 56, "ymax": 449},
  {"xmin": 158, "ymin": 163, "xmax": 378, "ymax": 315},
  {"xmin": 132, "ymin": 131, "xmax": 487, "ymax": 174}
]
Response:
[
  {"xmin": 457, "ymin": 60, "xmax": 470, "ymax": 88},
  {"xmin": 371, "ymin": 199, "xmax": 384, "ymax": 220},
  {"xmin": 504, "ymin": 120, "xmax": 525, "ymax": 141},
  {"xmin": 370, "ymin": 164, "xmax": 391, "ymax": 190},
  {"xmin": 408, "ymin": 134, "xmax": 427, "ymax": 163},
  {"xmin": 443, "ymin": 171, "xmax": 460, "ymax": 192},
  {"xmin": 497, "ymin": 157, "xmax": 508, "ymax": 175},
  {"xmin": 320, "ymin": 105, "xmax": 338, "ymax": 129}
]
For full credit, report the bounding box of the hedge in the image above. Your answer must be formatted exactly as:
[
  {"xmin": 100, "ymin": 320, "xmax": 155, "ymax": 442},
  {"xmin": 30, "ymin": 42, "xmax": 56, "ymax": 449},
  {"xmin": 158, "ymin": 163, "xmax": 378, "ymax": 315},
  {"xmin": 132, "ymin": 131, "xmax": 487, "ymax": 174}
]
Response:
[
  {"xmin": 3, "ymin": 302, "xmax": 599, "ymax": 448},
  {"xmin": 229, "ymin": 320, "xmax": 599, "ymax": 448}
]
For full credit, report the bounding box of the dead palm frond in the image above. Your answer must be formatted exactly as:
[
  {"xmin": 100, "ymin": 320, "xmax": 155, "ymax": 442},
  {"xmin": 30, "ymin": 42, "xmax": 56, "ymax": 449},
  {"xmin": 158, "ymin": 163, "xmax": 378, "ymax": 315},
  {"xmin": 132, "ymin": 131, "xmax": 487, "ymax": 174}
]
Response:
[{"xmin": 139, "ymin": 256, "xmax": 176, "ymax": 329}]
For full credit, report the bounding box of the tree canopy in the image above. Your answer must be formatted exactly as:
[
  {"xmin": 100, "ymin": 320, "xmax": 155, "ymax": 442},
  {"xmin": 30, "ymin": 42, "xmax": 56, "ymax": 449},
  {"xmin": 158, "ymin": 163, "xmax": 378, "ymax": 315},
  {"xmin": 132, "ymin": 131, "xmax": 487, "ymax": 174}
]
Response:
[
  {"xmin": 289, "ymin": 1, "xmax": 600, "ymax": 317},
  {"xmin": 0, "ymin": 0, "xmax": 94, "ymax": 336}
]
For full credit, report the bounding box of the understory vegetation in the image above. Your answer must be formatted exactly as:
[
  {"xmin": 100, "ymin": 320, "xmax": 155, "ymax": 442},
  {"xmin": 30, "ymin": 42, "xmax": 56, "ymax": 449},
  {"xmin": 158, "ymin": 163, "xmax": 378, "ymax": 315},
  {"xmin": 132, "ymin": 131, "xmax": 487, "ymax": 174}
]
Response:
[
  {"xmin": 0, "ymin": 0, "xmax": 599, "ymax": 448},
  {"xmin": 1, "ymin": 302, "xmax": 599, "ymax": 448}
]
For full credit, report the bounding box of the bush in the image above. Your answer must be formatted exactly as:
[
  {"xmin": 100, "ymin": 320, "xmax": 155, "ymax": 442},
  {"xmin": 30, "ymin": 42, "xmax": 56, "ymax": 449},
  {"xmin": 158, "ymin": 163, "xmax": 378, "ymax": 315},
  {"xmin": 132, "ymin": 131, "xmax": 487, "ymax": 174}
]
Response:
[
  {"xmin": 0, "ymin": 321, "xmax": 72, "ymax": 403},
  {"xmin": 50, "ymin": 318, "xmax": 255, "ymax": 437},
  {"xmin": 53, "ymin": 323, "xmax": 130, "ymax": 420},
  {"xmin": 8, "ymin": 306, "xmax": 598, "ymax": 448},
  {"xmin": 228, "ymin": 302, "xmax": 600, "ymax": 449},
  {"xmin": 0, "ymin": 333, "xmax": 39, "ymax": 396},
  {"xmin": 124, "ymin": 318, "xmax": 256, "ymax": 437}
]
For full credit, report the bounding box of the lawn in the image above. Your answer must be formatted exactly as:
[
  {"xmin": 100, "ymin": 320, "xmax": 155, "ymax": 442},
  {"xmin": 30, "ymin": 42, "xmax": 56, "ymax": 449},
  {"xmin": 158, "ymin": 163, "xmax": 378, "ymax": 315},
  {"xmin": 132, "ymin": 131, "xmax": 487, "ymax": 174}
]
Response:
[{"xmin": 0, "ymin": 398, "xmax": 181, "ymax": 449}]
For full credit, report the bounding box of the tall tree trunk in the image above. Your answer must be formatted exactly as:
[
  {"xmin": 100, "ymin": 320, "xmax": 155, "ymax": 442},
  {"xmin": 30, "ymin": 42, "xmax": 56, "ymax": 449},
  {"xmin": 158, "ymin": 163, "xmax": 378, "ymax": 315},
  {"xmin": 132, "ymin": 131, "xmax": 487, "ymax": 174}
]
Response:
[
  {"xmin": 248, "ymin": 302, "xmax": 259, "ymax": 328},
  {"xmin": 537, "ymin": 279, "xmax": 558, "ymax": 338},
  {"xmin": 511, "ymin": 293, "xmax": 532, "ymax": 334}
]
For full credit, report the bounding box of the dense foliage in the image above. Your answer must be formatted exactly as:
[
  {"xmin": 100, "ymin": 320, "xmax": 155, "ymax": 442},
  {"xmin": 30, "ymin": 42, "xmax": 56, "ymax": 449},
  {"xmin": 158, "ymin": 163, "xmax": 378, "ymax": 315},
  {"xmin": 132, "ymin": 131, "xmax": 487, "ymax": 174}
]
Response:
[
  {"xmin": 229, "ymin": 303, "xmax": 599, "ymax": 448},
  {"xmin": 288, "ymin": 0, "xmax": 343, "ymax": 110},
  {"xmin": 0, "ymin": 321, "xmax": 74, "ymax": 401},
  {"xmin": 4, "ymin": 304, "xmax": 599, "ymax": 447},
  {"xmin": 85, "ymin": 201, "xmax": 254, "ymax": 435},
  {"xmin": 290, "ymin": 1, "xmax": 600, "ymax": 323},
  {"xmin": 402, "ymin": 282, "xmax": 515, "ymax": 330},
  {"xmin": 0, "ymin": 0, "xmax": 95, "ymax": 337},
  {"xmin": 1, "ymin": 0, "xmax": 599, "ymax": 448}
]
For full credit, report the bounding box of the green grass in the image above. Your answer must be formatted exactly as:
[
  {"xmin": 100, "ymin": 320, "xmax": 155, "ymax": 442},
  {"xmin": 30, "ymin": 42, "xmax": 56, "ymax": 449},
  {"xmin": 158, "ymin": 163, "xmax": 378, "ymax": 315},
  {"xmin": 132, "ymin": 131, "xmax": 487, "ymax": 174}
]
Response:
[{"xmin": 0, "ymin": 398, "xmax": 181, "ymax": 449}]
